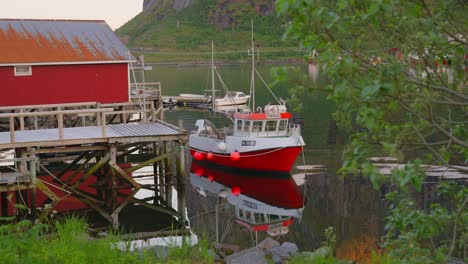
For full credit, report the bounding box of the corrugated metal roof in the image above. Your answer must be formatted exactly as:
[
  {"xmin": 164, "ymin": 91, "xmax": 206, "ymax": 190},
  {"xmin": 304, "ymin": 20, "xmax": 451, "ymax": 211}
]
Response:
[{"xmin": 0, "ymin": 19, "xmax": 130, "ymax": 64}]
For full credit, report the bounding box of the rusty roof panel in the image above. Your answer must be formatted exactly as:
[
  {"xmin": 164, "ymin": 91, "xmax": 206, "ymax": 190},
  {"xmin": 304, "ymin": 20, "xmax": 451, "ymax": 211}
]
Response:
[{"xmin": 0, "ymin": 19, "xmax": 130, "ymax": 64}]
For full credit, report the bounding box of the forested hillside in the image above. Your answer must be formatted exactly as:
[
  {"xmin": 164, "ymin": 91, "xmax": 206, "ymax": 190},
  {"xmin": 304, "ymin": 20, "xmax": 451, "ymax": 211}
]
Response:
[{"xmin": 116, "ymin": 0, "xmax": 300, "ymax": 62}]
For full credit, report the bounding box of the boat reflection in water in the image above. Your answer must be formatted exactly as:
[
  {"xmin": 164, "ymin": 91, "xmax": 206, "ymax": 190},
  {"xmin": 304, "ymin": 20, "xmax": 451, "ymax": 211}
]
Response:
[{"xmin": 190, "ymin": 160, "xmax": 305, "ymax": 237}]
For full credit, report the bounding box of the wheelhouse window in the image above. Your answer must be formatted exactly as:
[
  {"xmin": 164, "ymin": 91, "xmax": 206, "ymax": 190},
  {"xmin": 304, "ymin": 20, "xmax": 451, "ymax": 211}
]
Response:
[
  {"xmin": 278, "ymin": 120, "xmax": 288, "ymax": 131},
  {"xmin": 252, "ymin": 121, "xmax": 262, "ymax": 132},
  {"xmin": 236, "ymin": 120, "xmax": 243, "ymax": 131},
  {"xmin": 14, "ymin": 65, "xmax": 32, "ymax": 76},
  {"xmin": 243, "ymin": 121, "xmax": 251, "ymax": 132},
  {"xmin": 265, "ymin": 120, "xmax": 277, "ymax": 132}
]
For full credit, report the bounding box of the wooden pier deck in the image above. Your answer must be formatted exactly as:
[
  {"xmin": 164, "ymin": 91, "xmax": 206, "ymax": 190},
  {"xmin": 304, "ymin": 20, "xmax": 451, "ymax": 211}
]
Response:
[
  {"xmin": 0, "ymin": 121, "xmax": 185, "ymax": 149},
  {"xmin": 0, "ymin": 101, "xmax": 189, "ymax": 233}
]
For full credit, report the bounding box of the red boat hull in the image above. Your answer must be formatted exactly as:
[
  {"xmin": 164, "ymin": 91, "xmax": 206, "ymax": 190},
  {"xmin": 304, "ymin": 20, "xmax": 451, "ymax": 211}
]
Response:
[{"xmin": 189, "ymin": 146, "xmax": 302, "ymax": 172}]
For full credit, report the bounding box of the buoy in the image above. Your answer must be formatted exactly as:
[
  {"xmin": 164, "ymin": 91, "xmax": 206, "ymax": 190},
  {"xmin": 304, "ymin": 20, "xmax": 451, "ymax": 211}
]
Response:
[
  {"xmin": 217, "ymin": 142, "xmax": 227, "ymax": 151},
  {"xmin": 231, "ymin": 186, "xmax": 241, "ymax": 196},
  {"xmin": 206, "ymin": 151, "xmax": 214, "ymax": 160},
  {"xmin": 193, "ymin": 151, "xmax": 204, "ymax": 161},
  {"xmin": 194, "ymin": 168, "xmax": 204, "ymax": 176},
  {"xmin": 207, "ymin": 174, "xmax": 214, "ymax": 182},
  {"xmin": 230, "ymin": 150, "xmax": 240, "ymax": 161}
]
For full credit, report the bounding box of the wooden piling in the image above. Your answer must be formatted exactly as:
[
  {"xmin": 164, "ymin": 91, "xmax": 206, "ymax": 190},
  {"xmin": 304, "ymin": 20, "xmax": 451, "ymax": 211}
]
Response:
[
  {"xmin": 176, "ymin": 141, "xmax": 187, "ymax": 225},
  {"xmin": 29, "ymin": 148, "xmax": 37, "ymax": 220}
]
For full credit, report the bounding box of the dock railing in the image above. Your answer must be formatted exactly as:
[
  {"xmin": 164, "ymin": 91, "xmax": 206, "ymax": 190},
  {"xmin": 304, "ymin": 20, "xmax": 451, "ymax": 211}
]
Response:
[
  {"xmin": 0, "ymin": 108, "xmax": 115, "ymax": 143},
  {"xmin": 0, "ymin": 98, "xmax": 166, "ymax": 144}
]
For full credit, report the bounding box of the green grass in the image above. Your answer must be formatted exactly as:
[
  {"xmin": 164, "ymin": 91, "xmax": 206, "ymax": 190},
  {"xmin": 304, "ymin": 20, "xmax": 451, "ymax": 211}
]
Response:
[{"xmin": 0, "ymin": 217, "xmax": 214, "ymax": 264}]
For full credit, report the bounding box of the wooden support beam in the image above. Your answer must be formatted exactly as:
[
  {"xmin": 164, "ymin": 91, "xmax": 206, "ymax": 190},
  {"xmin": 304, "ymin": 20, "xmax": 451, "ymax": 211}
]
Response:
[
  {"xmin": 36, "ymin": 179, "xmax": 63, "ymax": 221},
  {"xmin": 110, "ymin": 188, "xmax": 139, "ymax": 229},
  {"xmin": 125, "ymin": 152, "xmax": 172, "ymax": 174},
  {"xmin": 118, "ymin": 194, "xmax": 180, "ymax": 218},
  {"xmin": 34, "ymin": 145, "xmax": 107, "ymax": 155},
  {"xmin": 0, "ymin": 183, "xmax": 33, "ymax": 192},
  {"xmin": 120, "ymin": 229, "xmax": 192, "ymax": 241},
  {"xmin": 71, "ymin": 154, "xmax": 110, "ymax": 189},
  {"xmin": 59, "ymin": 153, "xmax": 94, "ymax": 184},
  {"xmin": 116, "ymin": 144, "xmax": 144, "ymax": 158},
  {"xmin": 108, "ymin": 161, "xmax": 141, "ymax": 189}
]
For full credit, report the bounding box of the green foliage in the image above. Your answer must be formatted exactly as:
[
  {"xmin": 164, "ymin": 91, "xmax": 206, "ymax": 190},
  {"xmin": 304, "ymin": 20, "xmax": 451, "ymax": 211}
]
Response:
[
  {"xmin": 277, "ymin": 0, "xmax": 468, "ymax": 262},
  {"xmin": 116, "ymin": 0, "xmax": 298, "ymax": 62},
  {"xmin": 0, "ymin": 217, "xmax": 214, "ymax": 264},
  {"xmin": 322, "ymin": 226, "xmax": 336, "ymax": 253}
]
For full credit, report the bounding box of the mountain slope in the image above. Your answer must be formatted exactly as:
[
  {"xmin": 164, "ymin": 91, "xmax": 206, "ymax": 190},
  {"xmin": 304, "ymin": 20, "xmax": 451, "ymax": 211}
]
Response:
[{"xmin": 116, "ymin": 0, "xmax": 295, "ymax": 54}]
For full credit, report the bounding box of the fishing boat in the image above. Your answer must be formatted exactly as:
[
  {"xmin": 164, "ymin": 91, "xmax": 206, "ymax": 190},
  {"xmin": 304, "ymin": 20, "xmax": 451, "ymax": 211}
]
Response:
[
  {"xmin": 189, "ymin": 161, "xmax": 304, "ymax": 236},
  {"xmin": 188, "ymin": 23, "xmax": 305, "ymax": 172},
  {"xmin": 214, "ymin": 91, "xmax": 250, "ymax": 107},
  {"xmin": 207, "ymin": 41, "xmax": 250, "ymax": 109}
]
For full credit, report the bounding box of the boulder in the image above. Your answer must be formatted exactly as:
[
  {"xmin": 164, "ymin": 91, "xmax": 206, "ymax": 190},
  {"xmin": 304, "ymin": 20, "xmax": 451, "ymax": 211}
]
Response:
[
  {"xmin": 257, "ymin": 237, "xmax": 280, "ymax": 252},
  {"xmin": 269, "ymin": 242, "xmax": 298, "ymax": 261},
  {"xmin": 225, "ymin": 247, "xmax": 267, "ymax": 264}
]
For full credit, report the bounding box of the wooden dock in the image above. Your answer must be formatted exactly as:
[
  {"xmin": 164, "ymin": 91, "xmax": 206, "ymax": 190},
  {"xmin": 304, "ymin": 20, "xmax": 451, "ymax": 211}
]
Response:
[
  {"xmin": 162, "ymin": 95, "xmax": 211, "ymax": 107},
  {"xmin": 0, "ymin": 98, "xmax": 189, "ymax": 232}
]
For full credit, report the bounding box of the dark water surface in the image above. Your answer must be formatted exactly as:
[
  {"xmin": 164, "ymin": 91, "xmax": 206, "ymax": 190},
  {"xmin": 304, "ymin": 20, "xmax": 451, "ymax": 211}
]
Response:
[{"xmin": 146, "ymin": 63, "xmax": 383, "ymax": 261}]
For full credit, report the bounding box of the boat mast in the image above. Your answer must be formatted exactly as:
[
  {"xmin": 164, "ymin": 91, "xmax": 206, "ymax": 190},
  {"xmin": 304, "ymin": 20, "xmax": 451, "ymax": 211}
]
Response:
[
  {"xmin": 211, "ymin": 40, "xmax": 216, "ymax": 109},
  {"xmin": 250, "ymin": 19, "xmax": 256, "ymax": 112}
]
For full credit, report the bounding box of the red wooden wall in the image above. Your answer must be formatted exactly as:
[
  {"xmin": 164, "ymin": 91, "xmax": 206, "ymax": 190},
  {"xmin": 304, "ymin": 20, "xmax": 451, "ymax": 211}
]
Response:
[{"xmin": 0, "ymin": 63, "xmax": 129, "ymax": 106}]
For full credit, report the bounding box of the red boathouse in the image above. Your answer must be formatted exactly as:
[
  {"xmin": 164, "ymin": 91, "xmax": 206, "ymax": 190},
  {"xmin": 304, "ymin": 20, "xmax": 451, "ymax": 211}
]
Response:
[{"xmin": 0, "ymin": 19, "xmax": 132, "ymax": 106}]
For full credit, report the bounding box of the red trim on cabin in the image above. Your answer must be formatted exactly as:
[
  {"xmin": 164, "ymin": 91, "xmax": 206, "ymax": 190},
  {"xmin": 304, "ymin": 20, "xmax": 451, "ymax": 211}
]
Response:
[
  {"xmin": 0, "ymin": 63, "xmax": 129, "ymax": 106},
  {"xmin": 233, "ymin": 112, "xmax": 292, "ymax": 120},
  {"xmin": 282, "ymin": 218, "xmax": 294, "ymax": 226}
]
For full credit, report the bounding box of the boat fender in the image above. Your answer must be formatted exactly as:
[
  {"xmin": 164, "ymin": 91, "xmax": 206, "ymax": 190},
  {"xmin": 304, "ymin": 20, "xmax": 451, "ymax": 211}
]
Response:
[
  {"xmin": 217, "ymin": 142, "xmax": 227, "ymax": 151},
  {"xmin": 230, "ymin": 150, "xmax": 240, "ymax": 161}
]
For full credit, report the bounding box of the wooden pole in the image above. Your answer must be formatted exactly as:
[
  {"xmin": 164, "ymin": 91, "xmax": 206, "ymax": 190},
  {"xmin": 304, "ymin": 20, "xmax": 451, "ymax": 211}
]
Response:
[
  {"xmin": 96, "ymin": 103, "xmax": 101, "ymax": 126},
  {"xmin": 19, "ymin": 109, "xmax": 25, "ymax": 130},
  {"xmin": 101, "ymin": 112, "xmax": 107, "ymax": 137},
  {"xmin": 158, "ymin": 141, "xmax": 165, "ymax": 205},
  {"xmin": 29, "ymin": 148, "xmax": 37, "ymax": 220},
  {"xmin": 153, "ymin": 142, "xmax": 160, "ymax": 205},
  {"xmin": 165, "ymin": 142, "xmax": 173, "ymax": 207},
  {"xmin": 109, "ymin": 144, "xmax": 118, "ymax": 226},
  {"xmin": 57, "ymin": 113, "xmax": 64, "ymax": 140},
  {"xmin": 9, "ymin": 116, "xmax": 15, "ymax": 143},
  {"xmin": 176, "ymin": 141, "xmax": 186, "ymax": 226}
]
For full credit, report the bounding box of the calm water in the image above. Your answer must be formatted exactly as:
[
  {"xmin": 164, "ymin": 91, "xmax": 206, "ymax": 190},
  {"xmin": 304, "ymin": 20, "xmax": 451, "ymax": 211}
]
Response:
[{"xmin": 145, "ymin": 63, "xmax": 382, "ymax": 261}]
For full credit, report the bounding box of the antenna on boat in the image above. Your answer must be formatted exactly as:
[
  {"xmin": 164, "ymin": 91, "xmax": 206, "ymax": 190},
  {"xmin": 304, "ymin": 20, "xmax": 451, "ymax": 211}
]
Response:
[
  {"xmin": 249, "ymin": 19, "xmax": 256, "ymax": 112},
  {"xmin": 211, "ymin": 40, "xmax": 216, "ymax": 110}
]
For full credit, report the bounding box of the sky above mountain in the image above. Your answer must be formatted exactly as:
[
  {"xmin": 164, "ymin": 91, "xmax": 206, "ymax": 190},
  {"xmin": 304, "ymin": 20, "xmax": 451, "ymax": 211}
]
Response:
[{"xmin": 0, "ymin": 0, "xmax": 143, "ymax": 30}]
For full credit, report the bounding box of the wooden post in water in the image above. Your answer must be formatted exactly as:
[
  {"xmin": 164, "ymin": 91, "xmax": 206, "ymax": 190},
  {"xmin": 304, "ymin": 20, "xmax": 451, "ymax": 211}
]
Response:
[
  {"xmin": 29, "ymin": 148, "xmax": 37, "ymax": 220},
  {"xmin": 109, "ymin": 144, "xmax": 119, "ymax": 228},
  {"xmin": 153, "ymin": 142, "xmax": 160, "ymax": 205},
  {"xmin": 176, "ymin": 140, "xmax": 186, "ymax": 226},
  {"xmin": 164, "ymin": 141, "xmax": 173, "ymax": 207},
  {"xmin": 158, "ymin": 141, "xmax": 166, "ymax": 204}
]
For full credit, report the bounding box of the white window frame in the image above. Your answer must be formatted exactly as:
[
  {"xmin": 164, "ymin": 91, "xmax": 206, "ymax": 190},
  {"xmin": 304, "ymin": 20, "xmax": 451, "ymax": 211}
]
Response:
[{"xmin": 14, "ymin": 65, "xmax": 32, "ymax": 76}]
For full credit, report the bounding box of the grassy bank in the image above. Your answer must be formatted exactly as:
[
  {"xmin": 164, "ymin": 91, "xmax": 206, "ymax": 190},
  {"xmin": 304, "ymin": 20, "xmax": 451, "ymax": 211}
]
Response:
[
  {"xmin": 131, "ymin": 49, "xmax": 306, "ymax": 64},
  {"xmin": 0, "ymin": 217, "xmax": 214, "ymax": 264}
]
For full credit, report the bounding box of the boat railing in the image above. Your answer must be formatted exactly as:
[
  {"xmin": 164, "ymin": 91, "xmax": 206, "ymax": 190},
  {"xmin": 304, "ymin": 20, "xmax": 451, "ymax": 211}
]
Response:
[
  {"xmin": 196, "ymin": 129, "xmax": 226, "ymax": 140},
  {"xmin": 289, "ymin": 123, "xmax": 301, "ymax": 136}
]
